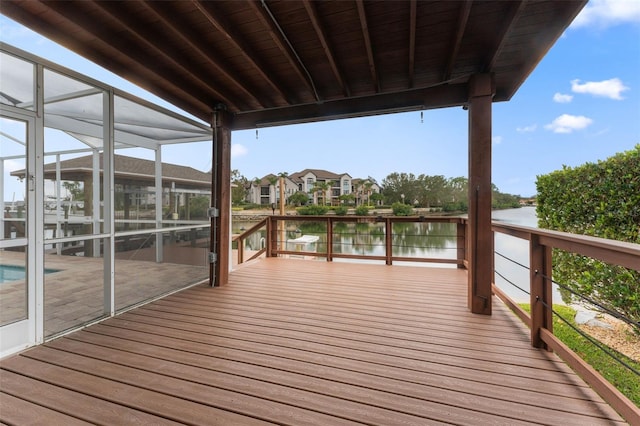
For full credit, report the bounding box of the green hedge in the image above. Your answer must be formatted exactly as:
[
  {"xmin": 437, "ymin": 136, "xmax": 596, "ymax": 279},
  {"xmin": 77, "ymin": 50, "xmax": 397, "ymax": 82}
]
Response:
[
  {"xmin": 391, "ymin": 202, "xmax": 413, "ymax": 216},
  {"xmin": 296, "ymin": 205, "xmax": 329, "ymax": 215},
  {"xmin": 536, "ymin": 145, "xmax": 639, "ymax": 330}
]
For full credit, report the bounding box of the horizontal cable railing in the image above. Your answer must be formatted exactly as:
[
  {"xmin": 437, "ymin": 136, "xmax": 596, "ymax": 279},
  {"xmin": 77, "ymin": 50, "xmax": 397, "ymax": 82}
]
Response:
[{"xmin": 492, "ymin": 222, "xmax": 640, "ymax": 424}]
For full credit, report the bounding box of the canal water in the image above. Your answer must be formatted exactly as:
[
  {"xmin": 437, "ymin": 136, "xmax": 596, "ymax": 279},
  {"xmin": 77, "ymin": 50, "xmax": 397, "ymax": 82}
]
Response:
[{"xmin": 234, "ymin": 206, "xmax": 548, "ymax": 303}]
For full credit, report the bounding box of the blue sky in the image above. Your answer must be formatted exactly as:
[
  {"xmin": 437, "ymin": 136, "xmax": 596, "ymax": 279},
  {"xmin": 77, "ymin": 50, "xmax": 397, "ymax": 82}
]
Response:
[{"xmin": 1, "ymin": 0, "xmax": 639, "ymax": 197}]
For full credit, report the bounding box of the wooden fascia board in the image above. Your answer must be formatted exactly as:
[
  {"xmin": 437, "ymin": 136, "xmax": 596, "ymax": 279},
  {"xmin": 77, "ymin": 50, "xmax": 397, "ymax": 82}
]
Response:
[{"xmin": 232, "ymin": 83, "xmax": 468, "ymax": 130}]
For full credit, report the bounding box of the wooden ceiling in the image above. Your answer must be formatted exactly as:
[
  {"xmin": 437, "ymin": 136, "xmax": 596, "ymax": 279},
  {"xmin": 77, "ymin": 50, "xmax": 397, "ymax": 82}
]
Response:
[{"xmin": 1, "ymin": 1, "xmax": 586, "ymax": 130}]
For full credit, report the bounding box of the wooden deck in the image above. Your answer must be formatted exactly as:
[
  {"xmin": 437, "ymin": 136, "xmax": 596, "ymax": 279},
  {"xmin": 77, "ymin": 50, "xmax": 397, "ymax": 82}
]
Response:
[{"xmin": 0, "ymin": 258, "xmax": 627, "ymax": 425}]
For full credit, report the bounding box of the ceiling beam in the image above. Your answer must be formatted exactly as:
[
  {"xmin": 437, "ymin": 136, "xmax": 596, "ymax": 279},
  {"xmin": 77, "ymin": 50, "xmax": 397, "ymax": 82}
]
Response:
[
  {"xmin": 191, "ymin": 0, "xmax": 295, "ymax": 106},
  {"xmin": 249, "ymin": 0, "xmax": 319, "ymax": 102},
  {"xmin": 356, "ymin": 0, "xmax": 379, "ymax": 92},
  {"xmin": 442, "ymin": 0, "xmax": 472, "ymax": 82},
  {"xmin": 140, "ymin": 1, "xmax": 260, "ymax": 111},
  {"xmin": 232, "ymin": 83, "xmax": 468, "ymax": 130},
  {"xmin": 95, "ymin": 1, "xmax": 258, "ymax": 111},
  {"xmin": 483, "ymin": 0, "xmax": 526, "ymax": 72},
  {"xmin": 1, "ymin": 1, "xmax": 213, "ymax": 122},
  {"xmin": 302, "ymin": 0, "xmax": 350, "ymax": 97},
  {"xmin": 408, "ymin": 0, "xmax": 417, "ymax": 88}
]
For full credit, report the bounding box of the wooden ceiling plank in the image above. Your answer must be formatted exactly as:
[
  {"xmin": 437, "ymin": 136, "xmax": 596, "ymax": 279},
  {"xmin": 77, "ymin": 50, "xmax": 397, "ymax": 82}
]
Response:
[
  {"xmin": 408, "ymin": 0, "xmax": 417, "ymax": 88},
  {"xmin": 137, "ymin": 3, "xmax": 253, "ymax": 112},
  {"xmin": 248, "ymin": 0, "xmax": 319, "ymax": 102},
  {"xmin": 355, "ymin": 0, "xmax": 379, "ymax": 92},
  {"xmin": 442, "ymin": 0, "xmax": 472, "ymax": 82},
  {"xmin": 483, "ymin": 1, "xmax": 526, "ymax": 73},
  {"xmin": 302, "ymin": 0, "xmax": 350, "ymax": 97},
  {"xmin": 95, "ymin": 1, "xmax": 255, "ymax": 111},
  {"xmin": 191, "ymin": 0, "xmax": 295, "ymax": 106},
  {"xmin": 12, "ymin": 1, "xmax": 213, "ymax": 121}
]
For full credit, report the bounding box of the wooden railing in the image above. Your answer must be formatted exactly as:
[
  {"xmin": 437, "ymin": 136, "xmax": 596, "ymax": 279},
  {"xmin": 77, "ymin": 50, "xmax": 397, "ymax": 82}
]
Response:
[
  {"xmin": 232, "ymin": 218, "xmax": 268, "ymax": 265},
  {"xmin": 261, "ymin": 215, "xmax": 467, "ymax": 266},
  {"xmin": 492, "ymin": 222, "xmax": 640, "ymax": 424}
]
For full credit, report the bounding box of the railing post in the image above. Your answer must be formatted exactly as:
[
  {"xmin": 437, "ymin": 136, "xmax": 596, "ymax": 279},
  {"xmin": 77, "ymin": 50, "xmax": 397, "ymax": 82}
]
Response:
[
  {"xmin": 385, "ymin": 218, "xmax": 392, "ymax": 265},
  {"xmin": 457, "ymin": 220, "xmax": 466, "ymax": 269},
  {"xmin": 237, "ymin": 236, "xmax": 244, "ymax": 264},
  {"xmin": 269, "ymin": 217, "xmax": 278, "ymax": 257},
  {"xmin": 265, "ymin": 217, "xmax": 271, "ymax": 257},
  {"xmin": 530, "ymin": 234, "xmax": 553, "ymax": 349},
  {"xmin": 326, "ymin": 217, "xmax": 333, "ymax": 262}
]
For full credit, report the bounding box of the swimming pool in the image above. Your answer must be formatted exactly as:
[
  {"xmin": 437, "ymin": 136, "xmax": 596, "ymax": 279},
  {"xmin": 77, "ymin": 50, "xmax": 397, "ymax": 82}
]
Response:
[{"xmin": 0, "ymin": 264, "xmax": 60, "ymax": 284}]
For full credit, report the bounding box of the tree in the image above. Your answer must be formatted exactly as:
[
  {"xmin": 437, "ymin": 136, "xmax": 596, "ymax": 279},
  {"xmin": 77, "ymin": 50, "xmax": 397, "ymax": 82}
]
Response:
[
  {"xmin": 231, "ymin": 169, "xmax": 249, "ymax": 205},
  {"xmin": 312, "ymin": 180, "xmax": 332, "ymax": 205},
  {"xmin": 288, "ymin": 191, "xmax": 309, "ymax": 206},
  {"xmin": 363, "ymin": 180, "xmax": 373, "ymax": 206},
  {"xmin": 381, "ymin": 172, "xmax": 420, "ymax": 204}
]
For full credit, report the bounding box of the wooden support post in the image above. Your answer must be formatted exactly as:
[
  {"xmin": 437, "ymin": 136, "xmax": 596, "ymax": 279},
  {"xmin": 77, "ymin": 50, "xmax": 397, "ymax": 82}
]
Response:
[
  {"xmin": 209, "ymin": 107, "xmax": 232, "ymax": 287},
  {"xmin": 467, "ymin": 73, "xmax": 494, "ymax": 315},
  {"xmin": 530, "ymin": 234, "xmax": 553, "ymax": 349}
]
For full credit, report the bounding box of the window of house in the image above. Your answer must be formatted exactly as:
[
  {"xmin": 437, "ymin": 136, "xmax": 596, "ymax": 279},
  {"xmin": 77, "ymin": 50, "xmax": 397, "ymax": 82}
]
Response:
[{"xmin": 343, "ymin": 179, "xmax": 350, "ymax": 194}]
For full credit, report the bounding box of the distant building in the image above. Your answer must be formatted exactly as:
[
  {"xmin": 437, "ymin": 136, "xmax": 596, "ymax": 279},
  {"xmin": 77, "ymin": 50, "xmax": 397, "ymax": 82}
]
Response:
[{"xmin": 246, "ymin": 169, "xmax": 381, "ymax": 206}]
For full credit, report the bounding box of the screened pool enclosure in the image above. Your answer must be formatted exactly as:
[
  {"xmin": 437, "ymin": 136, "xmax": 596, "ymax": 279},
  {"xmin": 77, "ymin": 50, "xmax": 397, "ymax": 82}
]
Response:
[{"xmin": 0, "ymin": 44, "xmax": 214, "ymax": 356}]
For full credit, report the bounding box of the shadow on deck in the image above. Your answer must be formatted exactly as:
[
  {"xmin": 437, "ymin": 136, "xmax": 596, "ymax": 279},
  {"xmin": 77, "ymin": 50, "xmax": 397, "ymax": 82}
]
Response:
[{"xmin": 0, "ymin": 258, "xmax": 626, "ymax": 425}]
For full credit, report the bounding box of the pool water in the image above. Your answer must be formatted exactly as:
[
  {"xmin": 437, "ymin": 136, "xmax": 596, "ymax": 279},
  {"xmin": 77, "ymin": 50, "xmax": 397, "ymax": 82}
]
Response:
[{"xmin": 0, "ymin": 264, "xmax": 60, "ymax": 284}]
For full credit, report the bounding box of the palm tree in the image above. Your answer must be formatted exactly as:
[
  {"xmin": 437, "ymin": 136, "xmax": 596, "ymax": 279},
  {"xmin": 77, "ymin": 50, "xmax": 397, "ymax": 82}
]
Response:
[
  {"xmin": 267, "ymin": 175, "xmax": 278, "ymax": 205},
  {"xmin": 252, "ymin": 177, "xmax": 261, "ymax": 204},
  {"xmin": 277, "ymin": 172, "xmax": 288, "ymax": 211},
  {"xmin": 312, "ymin": 180, "xmax": 332, "ymax": 205},
  {"xmin": 364, "ymin": 180, "xmax": 373, "ymax": 206}
]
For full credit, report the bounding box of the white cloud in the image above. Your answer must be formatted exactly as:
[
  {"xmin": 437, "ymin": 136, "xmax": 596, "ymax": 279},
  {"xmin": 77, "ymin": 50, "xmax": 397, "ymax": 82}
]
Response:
[
  {"xmin": 553, "ymin": 93, "xmax": 573, "ymax": 103},
  {"xmin": 231, "ymin": 143, "xmax": 248, "ymax": 158},
  {"xmin": 516, "ymin": 124, "xmax": 537, "ymax": 133},
  {"xmin": 571, "ymin": 0, "xmax": 640, "ymax": 29},
  {"xmin": 544, "ymin": 114, "xmax": 593, "ymax": 134},
  {"xmin": 492, "ymin": 135, "xmax": 503, "ymax": 145},
  {"xmin": 571, "ymin": 78, "xmax": 629, "ymax": 100}
]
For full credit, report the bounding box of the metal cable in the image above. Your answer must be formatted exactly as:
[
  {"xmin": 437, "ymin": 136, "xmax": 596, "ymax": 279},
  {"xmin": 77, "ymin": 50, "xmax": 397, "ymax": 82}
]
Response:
[
  {"xmin": 495, "ymin": 250, "xmax": 529, "ymax": 271},
  {"xmin": 537, "ymin": 270, "xmax": 640, "ymax": 330},
  {"xmin": 494, "ymin": 269, "xmax": 530, "ymax": 296},
  {"xmin": 537, "ymin": 298, "xmax": 640, "ymax": 377}
]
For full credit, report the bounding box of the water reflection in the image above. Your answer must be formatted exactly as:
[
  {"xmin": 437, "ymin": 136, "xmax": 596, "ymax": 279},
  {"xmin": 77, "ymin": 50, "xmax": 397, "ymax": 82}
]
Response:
[{"xmin": 233, "ymin": 220, "xmax": 458, "ymax": 261}]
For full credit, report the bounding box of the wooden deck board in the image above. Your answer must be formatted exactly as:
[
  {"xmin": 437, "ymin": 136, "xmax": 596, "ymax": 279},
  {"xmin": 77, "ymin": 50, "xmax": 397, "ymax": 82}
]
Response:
[{"xmin": 1, "ymin": 258, "xmax": 628, "ymax": 425}]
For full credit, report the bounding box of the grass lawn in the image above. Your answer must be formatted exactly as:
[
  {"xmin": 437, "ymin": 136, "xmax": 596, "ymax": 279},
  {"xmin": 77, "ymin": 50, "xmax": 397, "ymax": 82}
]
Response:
[{"xmin": 519, "ymin": 304, "xmax": 640, "ymax": 407}]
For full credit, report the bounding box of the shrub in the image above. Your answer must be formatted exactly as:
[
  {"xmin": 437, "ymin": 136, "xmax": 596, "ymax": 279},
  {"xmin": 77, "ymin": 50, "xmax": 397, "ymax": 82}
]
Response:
[
  {"xmin": 354, "ymin": 205, "xmax": 369, "ymax": 216},
  {"xmin": 391, "ymin": 202, "xmax": 413, "ymax": 216},
  {"xmin": 536, "ymin": 145, "xmax": 640, "ymax": 331},
  {"xmin": 296, "ymin": 205, "xmax": 329, "ymax": 215},
  {"xmin": 333, "ymin": 206, "xmax": 348, "ymax": 215}
]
